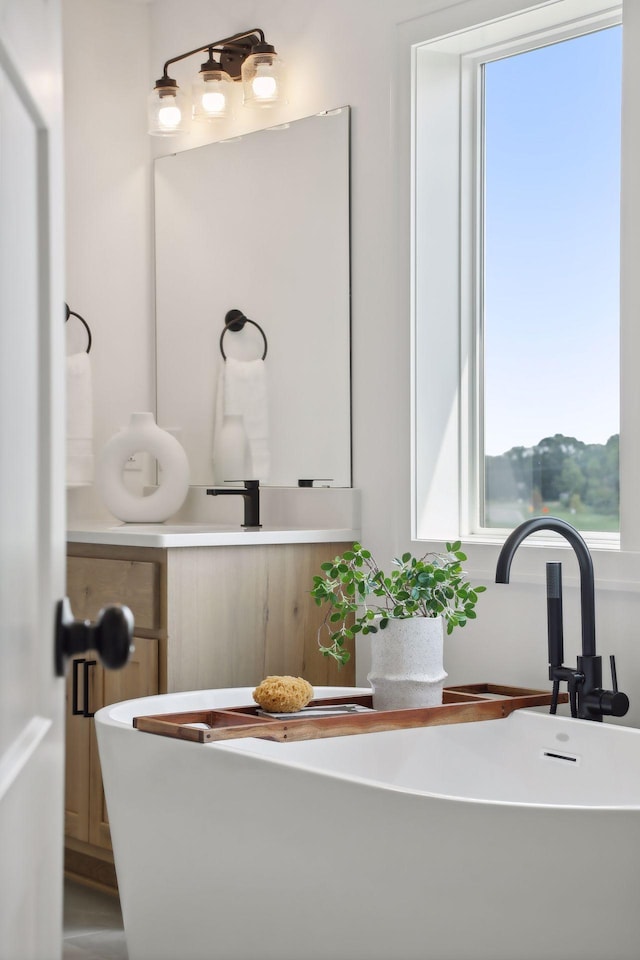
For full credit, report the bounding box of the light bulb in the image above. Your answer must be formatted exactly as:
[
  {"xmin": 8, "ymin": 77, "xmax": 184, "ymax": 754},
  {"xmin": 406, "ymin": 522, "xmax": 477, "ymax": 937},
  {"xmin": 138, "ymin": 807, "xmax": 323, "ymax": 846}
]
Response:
[
  {"xmin": 252, "ymin": 72, "xmax": 277, "ymax": 101},
  {"xmin": 149, "ymin": 78, "xmax": 187, "ymax": 135},
  {"xmin": 201, "ymin": 90, "xmax": 226, "ymax": 115},
  {"xmin": 242, "ymin": 47, "xmax": 285, "ymax": 108},
  {"xmin": 158, "ymin": 101, "xmax": 182, "ymax": 130},
  {"xmin": 192, "ymin": 67, "xmax": 232, "ymax": 122}
]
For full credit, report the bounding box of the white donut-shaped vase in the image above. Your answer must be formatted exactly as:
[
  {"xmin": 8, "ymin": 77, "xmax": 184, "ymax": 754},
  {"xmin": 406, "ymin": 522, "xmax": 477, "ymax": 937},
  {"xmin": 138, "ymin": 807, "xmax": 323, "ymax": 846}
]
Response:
[{"xmin": 96, "ymin": 413, "xmax": 190, "ymax": 523}]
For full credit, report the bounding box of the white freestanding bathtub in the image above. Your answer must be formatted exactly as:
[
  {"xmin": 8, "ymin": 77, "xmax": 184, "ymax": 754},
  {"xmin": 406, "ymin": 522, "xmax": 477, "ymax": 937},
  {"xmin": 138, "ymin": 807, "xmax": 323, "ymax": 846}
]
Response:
[{"xmin": 95, "ymin": 686, "xmax": 640, "ymax": 960}]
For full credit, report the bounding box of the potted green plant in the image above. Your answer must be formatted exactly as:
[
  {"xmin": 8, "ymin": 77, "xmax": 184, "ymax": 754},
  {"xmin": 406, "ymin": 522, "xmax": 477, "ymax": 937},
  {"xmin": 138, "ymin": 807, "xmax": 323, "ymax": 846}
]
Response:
[{"xmin": 311, "ymin": 541, "xmax": 485, "ymax": 709}]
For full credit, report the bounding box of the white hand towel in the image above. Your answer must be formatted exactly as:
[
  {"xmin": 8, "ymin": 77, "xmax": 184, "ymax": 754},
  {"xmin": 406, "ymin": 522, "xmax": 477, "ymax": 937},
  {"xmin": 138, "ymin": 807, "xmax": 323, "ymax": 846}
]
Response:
[
  {"xmin": 66, "ymin": 351, "xmax": 94, "ymax": 484},
  {"xmin": 212, "ymin": 373, "xmax": 249, "ymax": 483},
  {"xmin": 212, "ymin": 358, "xmax": 269, "ymax": 482}
]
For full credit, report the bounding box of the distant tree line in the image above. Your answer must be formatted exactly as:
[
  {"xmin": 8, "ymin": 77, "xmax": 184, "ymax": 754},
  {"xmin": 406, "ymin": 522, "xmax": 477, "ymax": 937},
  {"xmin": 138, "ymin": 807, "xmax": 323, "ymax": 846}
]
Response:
[{"xmin": 486, "ymin": 433, "xmax": 619, "ymax": 515}]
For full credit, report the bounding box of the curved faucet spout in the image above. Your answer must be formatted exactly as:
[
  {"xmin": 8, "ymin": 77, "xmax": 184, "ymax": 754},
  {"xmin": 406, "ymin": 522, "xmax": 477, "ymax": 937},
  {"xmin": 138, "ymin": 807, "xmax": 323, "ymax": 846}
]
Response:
[{"xmin": 495, "ymin": 517, "xmax": 596, "ymax": 657}]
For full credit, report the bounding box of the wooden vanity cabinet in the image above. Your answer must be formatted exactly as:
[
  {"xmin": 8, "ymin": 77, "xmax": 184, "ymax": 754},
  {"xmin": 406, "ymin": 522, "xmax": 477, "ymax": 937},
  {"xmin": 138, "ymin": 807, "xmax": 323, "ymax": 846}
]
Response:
[
  {"xmin": 64, "ymin": 640, "xmax": 158, "ymax": 856},
  {"xmin": 63, "ymin": 539, "xmax": 354, "ymax": 891},
  {"xmin": 64, "ymin": 545, "xmax": 163, "ymax": 890}
]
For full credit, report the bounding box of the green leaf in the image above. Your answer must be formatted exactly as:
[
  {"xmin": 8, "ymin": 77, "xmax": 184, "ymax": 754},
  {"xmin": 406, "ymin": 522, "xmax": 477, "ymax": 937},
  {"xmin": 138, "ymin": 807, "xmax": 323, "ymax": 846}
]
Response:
[{"xmin": 315, "ymin": 540, "xmax": 482, "ymax": 656}]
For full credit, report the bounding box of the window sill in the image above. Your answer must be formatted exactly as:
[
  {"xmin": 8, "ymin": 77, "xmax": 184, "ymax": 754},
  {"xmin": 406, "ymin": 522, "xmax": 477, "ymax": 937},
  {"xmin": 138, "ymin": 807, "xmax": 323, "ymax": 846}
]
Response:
[{"xmin": 412, "ymin": 533, "xmax": 640, "ymax": 593}]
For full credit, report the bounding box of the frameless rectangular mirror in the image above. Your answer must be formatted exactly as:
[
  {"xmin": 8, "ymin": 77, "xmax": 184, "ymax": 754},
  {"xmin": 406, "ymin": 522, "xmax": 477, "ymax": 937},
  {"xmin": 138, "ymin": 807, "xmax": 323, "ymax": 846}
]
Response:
[{"xmin": 154, "ymin": 106, "xmax": 351, "ymax": 487}]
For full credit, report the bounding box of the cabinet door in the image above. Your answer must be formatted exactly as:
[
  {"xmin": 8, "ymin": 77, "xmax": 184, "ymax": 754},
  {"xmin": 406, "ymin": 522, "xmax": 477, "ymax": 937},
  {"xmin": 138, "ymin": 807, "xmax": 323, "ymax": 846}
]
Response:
[
  {"xmin": 64, "ymin": 637, "xmax": 158, "ymax": 850},
  {"xmin": 67, "ymin": 554, "xmax": 161, "ymax": 632},
  {"xmin": 64, "ymin": 656, "xmax": 91, "ymax": 841},
  {"xmin": 88, "ymin": 636, "xmax": 159, "ymax": 850}
]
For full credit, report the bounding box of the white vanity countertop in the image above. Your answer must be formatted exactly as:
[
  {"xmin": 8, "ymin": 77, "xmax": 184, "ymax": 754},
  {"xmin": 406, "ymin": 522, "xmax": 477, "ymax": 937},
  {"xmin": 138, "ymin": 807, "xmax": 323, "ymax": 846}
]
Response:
[{"xmin": 67, "ymin": 522, "xmax": 359, "ymax": 548}]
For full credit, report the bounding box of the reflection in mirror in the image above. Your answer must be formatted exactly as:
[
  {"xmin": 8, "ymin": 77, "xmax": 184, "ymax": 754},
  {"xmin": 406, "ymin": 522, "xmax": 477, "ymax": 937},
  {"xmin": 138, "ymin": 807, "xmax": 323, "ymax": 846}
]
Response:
[{"xmin": 154, "ymin": 107, "xmax": 351, "ymax": 487}]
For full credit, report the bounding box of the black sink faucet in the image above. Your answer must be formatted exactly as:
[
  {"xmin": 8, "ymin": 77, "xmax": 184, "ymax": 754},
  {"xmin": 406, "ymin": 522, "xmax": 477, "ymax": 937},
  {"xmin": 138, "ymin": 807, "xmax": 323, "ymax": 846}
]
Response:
[
  {"xmin": 495, "ymin": 517, "xmax": 629, "ymax": 722},
  {"xmin": 206, "ymin": 480, "xmax": 261, "ymax": 528}
]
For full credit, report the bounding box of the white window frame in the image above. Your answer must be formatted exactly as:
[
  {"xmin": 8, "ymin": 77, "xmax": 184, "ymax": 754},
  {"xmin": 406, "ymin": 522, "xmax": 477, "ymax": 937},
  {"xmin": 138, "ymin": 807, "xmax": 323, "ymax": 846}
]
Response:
[
  {"xmin": 396, "ymin": 0, "xmax": 640, "ymax": 583},
  {"xmin": 469, "ymin": 11, "xmax": 622, "ymax": 542}
]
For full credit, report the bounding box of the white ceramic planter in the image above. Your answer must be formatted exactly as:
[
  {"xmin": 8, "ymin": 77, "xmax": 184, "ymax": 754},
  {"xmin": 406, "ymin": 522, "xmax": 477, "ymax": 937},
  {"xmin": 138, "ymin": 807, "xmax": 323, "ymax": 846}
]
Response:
[
  {"xmin": 367, "ymin": 616, "xmax": 448, "ymax": 710},
  {"xmin": 97, "ymin": 412, "xmax": 190, "ymax": 523}
]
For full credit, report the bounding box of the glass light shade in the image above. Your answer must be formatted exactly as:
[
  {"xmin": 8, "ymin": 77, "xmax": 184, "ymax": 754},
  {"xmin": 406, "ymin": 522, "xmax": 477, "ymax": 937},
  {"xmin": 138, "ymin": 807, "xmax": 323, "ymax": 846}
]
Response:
[
  {"xmin": 192, "ymin": 69, "xmax": 233, "ymax": 121},
  {"xmin": 148, "ymin": 84, "xmax": 188, "ymax": 136},
  {"xmin": 241, "ymin": 51, "xmax": 285, "ymax": 108}
]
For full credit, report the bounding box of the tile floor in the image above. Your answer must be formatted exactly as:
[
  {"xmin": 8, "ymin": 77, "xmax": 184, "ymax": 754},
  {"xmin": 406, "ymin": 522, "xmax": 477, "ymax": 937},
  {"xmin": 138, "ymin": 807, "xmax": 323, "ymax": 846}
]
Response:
[{"xmin": 63, "ymin": 880, "xmax": 128, "ymax": 960}]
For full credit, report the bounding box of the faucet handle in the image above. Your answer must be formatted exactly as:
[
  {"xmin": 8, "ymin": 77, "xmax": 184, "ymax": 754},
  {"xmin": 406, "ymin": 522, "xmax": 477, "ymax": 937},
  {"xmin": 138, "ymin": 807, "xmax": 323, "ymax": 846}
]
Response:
[
  {"xmin": 567, "ymin": 672, "xmax": 582, "ymax": 719},
  {"xmin": 600, "ymin": 655, "xmax": 630, "ymax": 718},
  {"xmin": 600, "ymin": 689, "xmax": 630, "ymax": 717},
  {"xmin": 610, "ymin": 654, "xmax": 620, "ymax": 693}
]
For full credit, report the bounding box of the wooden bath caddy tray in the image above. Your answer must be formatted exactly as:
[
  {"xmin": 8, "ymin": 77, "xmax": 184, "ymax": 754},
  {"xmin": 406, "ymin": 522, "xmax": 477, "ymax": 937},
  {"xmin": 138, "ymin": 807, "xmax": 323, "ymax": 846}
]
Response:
[{"xmin": 133, "ymin": 684, "xmax": 568, "ymax": 744}]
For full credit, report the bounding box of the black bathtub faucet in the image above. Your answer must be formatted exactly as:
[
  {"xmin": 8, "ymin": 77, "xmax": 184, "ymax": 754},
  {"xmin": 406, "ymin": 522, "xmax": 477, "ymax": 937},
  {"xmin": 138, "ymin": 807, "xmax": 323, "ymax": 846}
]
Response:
[
  {"xmin": 206, "ymin": 479, "xmax": 261, "ymax": 528},
  {"xmin": 495, "ymin": 517, "xmax": 629, "ymax": 722}
]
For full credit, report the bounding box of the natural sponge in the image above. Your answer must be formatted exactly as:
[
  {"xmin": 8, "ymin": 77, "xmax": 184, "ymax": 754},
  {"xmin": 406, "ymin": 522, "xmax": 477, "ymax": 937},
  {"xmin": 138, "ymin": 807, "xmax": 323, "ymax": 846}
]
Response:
[{"xmin": 253, "ymin": 676, "xmax": 314, "ymax": 713}]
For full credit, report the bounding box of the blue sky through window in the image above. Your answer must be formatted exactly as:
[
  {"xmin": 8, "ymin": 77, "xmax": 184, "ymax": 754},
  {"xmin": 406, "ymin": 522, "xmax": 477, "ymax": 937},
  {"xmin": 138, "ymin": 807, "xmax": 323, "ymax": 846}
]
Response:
[{"xmin": 483, "ymin": 26, "xmax": 622, "ymax": 457}]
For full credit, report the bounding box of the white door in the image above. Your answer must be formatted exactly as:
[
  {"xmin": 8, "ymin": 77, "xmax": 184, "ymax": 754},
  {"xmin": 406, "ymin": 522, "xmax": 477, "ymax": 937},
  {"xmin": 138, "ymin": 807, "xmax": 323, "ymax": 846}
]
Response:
[{"xmin": 0, "ymin": 1, "xmax": 66, "ymax": 958}]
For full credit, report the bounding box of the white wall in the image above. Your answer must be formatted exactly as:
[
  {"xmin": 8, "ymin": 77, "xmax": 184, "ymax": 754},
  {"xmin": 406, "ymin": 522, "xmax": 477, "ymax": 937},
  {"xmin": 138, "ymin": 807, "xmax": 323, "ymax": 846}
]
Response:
[
  {"xmin": 63, "ymin": 0, "xmax": 640, "ymax": 724},
  {"xmin": 148, "ymin": 0, "xmax": 420, "ymax": 550},
  {"xmin": 62, "ymin": 0, "xmax": 153, "ymax": 470}
]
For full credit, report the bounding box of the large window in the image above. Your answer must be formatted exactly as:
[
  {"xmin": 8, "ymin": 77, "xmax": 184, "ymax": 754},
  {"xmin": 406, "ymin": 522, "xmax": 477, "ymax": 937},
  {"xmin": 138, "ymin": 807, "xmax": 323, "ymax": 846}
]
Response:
[
  {"xmin": 410, "ymin": 0, "xmax": 628, "ymax": 546},
  {"xmin": 483, "ymin": 27, "xmax": 622, "ymax": 533}
]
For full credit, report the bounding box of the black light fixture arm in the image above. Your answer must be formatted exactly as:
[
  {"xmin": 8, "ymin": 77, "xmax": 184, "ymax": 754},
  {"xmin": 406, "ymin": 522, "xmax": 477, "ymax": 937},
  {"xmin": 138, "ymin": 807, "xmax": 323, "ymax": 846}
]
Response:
[{"xmin": 159, "ymin": 28, "xmax": 266, "ymax": 82}]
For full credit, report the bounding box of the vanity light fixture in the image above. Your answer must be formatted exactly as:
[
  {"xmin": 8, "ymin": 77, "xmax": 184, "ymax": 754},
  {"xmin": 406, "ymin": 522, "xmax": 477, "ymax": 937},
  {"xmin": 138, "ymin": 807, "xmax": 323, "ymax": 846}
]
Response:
[{"xmin": 149, "ymin": 28, "xmax": 285, "ymax": 136}]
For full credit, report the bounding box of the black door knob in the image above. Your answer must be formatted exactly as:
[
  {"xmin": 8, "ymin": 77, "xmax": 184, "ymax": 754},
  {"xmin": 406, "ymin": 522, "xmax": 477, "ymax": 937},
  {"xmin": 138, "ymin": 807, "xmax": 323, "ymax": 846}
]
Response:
[{"xmin": 54, "ymin": 597, "xmax": 134, "ymax": 677}]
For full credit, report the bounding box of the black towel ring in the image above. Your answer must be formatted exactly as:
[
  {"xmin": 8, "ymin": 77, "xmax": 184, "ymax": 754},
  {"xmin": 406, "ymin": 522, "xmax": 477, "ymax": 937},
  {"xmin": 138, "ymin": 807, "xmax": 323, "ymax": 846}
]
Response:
[
  {"xmin": 219, "ymin": 308, "xmax": 268, "ymax": 361},
  {"xmin": 65, "ymin": 303, "xmax": 92, "ymax": 354}
]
